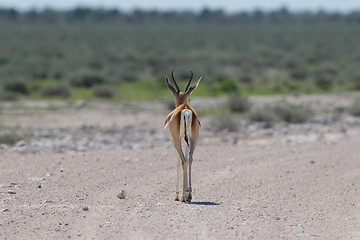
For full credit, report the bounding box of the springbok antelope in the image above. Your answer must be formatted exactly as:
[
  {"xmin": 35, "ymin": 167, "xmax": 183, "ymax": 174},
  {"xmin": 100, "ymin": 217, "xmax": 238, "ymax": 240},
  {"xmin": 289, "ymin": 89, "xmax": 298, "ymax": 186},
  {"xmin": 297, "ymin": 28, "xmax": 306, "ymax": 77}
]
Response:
[{"xmin": 164, "ymin": 71, "xmax": 202, "ymax": 202}]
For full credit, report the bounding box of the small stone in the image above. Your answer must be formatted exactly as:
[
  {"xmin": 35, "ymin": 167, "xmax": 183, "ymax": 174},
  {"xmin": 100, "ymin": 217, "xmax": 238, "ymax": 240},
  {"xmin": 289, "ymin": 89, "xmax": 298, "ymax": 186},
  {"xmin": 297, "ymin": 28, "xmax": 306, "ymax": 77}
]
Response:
[
  {"xmin": 7, "ymin": 190, "xmax": 16, "ymax": 194},
  {"xmin": 2, "ymin": 208, "xmax": 9, "ymax": 212},
  {"xmin": 276, "ymin": 217, "xmax": 281, "ymax": 220},
  {"xmin": 15, "ymin": 140, "xmax": 27, "ymax": 147},
  {"xmin": 60, "ymin": 168, "xmax": 64, "ymax": 172},
  {"xmin": 310, "ymin": 160, "xmax": 315, "ymax": 164},
  {"xmin": 82, "ymin": 206, "xmax": 89, "ymax": 211},
  {"xmin": 117, "ymin": 190, "xmax": 126, "ymax": 199}
]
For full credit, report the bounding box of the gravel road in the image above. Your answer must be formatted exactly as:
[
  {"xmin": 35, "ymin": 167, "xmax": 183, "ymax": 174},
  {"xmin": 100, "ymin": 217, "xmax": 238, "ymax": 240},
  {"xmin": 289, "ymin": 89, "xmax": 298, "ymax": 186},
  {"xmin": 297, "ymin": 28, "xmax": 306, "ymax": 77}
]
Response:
[
  {"xmin": 1, "ymin": 95, "xmax": 360, "ymax": 239},
  {"xmin": 1, "ymin": 133, "xmax": 359, "ymax": 239}
]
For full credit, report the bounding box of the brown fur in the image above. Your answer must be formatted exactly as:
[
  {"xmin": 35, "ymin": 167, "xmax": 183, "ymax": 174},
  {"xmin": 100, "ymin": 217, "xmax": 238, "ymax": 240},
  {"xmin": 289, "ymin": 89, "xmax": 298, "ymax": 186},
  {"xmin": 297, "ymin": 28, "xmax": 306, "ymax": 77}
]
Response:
[{"xmin": 164, "ymin": 74, "xmax": 202, "ymax": 202}]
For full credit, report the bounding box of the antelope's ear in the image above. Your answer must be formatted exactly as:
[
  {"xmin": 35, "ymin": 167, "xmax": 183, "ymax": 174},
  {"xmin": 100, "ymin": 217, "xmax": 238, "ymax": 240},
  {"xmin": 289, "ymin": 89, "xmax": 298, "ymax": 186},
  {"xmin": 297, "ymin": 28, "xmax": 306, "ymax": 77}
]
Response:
[
  {"xmin": 186, "ymin": 76, "xmax": 202, "ymax": 96},
  {"xmin": 165, "ymin": 76, "xmax": 178, "ymax": 95}
]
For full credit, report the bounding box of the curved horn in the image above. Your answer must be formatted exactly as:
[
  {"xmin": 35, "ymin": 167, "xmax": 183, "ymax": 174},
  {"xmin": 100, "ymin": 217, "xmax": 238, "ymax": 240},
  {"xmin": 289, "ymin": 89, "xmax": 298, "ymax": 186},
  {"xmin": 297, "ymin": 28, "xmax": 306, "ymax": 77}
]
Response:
[
  {"xmin": 171, "ymin": 71, "xmax": 180, "ymax": 93},
  {"xmin": 185, "ymin": 71, "xmax": 193, "ymax": 92}
]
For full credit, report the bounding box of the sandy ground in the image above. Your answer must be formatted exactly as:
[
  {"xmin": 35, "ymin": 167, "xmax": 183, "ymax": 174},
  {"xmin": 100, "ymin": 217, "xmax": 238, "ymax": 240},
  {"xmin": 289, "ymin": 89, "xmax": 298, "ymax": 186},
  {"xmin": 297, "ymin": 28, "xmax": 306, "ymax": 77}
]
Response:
[
  {"xmin": 1, "ymin": 95, "xmax": 360, "ymax": 239},
  {"xmin": 1, "ymin": 132, "xmax": 360, "ymax": 239}
]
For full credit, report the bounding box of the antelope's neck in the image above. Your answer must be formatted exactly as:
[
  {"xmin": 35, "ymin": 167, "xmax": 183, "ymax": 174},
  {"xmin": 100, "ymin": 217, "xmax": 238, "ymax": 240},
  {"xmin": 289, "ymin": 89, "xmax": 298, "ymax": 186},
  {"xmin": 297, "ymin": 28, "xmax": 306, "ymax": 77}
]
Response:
[
  {"xmin": 175, "ymin": 100, "xmax": 188, "ymax": 107},
  {"xmin": 175, "ymin": 93, "xmax": 188, "ymax": 107}
]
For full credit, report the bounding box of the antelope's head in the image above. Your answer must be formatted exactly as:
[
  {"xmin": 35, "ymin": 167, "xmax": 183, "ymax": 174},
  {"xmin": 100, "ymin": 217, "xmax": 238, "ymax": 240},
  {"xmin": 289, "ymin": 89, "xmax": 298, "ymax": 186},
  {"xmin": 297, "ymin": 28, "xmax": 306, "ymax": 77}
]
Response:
[{"xmin": 165, "ymin": 71, "xmax": 202, "ymax": 107}]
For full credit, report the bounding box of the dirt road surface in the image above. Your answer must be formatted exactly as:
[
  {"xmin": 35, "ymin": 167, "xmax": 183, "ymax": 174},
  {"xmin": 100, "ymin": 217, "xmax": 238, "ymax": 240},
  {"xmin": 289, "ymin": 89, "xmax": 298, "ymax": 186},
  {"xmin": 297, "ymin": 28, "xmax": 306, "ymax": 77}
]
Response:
[{"xmin": 1, "ymin": 133, "xmax": 360, "ymax": 239}]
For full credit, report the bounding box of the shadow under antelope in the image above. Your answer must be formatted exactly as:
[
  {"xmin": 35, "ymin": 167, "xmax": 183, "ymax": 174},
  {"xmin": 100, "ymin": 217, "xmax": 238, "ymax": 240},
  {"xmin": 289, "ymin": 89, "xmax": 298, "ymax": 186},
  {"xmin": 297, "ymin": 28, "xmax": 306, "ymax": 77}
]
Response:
[{"xmin": 164, "ymin": 71, "xmax": 202, "ymax": 202}]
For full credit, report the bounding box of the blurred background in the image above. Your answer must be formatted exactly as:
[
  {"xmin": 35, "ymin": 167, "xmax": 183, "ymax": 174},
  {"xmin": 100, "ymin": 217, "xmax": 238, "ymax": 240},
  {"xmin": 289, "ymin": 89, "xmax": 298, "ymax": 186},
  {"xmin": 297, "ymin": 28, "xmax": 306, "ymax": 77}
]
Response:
[
  {"xmin": 0, "ymin": 0, "xmax": 359, "ymax": 101},
  {"xmin": 1, "ymin": 1, "xmax": 360, "ymax": 151}
]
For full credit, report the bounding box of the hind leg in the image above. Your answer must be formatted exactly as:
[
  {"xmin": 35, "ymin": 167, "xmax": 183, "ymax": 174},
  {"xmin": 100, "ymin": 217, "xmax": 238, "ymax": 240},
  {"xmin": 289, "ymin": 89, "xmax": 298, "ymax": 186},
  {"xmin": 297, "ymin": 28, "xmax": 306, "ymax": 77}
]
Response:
[
  {"xmin": 175, "ymin": 158, "xmax": 181, "ymax": 201},
  {"xmin": 181, "ymin": 144, "xmax": 192, "ymax": 202},
  {"xmin": 185, "ymin": 137, "xmax": 195, "ymax": 202}
]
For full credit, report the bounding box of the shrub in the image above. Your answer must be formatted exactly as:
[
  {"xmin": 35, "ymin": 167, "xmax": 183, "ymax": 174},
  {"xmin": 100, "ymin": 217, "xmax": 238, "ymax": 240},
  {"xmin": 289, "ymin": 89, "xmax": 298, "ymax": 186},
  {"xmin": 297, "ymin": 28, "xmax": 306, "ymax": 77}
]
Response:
[
  {"xmin": 248, "ymin": 107, "xmax": 279, "ymax": 124},
  {"xmin": 40, "ymin": 84, "xmax": 71, "ymax": 98},
  {"xmin": 119, "ymin": 71, "xmax": 139, "ymax": 82},
  {"xmin": 0, "ymin": 90, "xmax": 19, "ymax": 101},
  {"xmin": 214, "ymin": 76, "xmax": 239, "ymax": 93},
  {"xmin": 3, "ymin": 79, "xmax": 29, "ymax": 95},
  {"xmin": 94, "ymin": 85, "xmax": 115, "ymax": 98},
  {"xmin": 314, "ymin": 63, "xmax": 337, "ymax": 90},
  {"xmin": 210, "ymin": 114, "xmax": 239, "ymax": 132},
  {"xmin": 238, "ymin": 71, "xmax": 253, "ymax": 84},
  {"xmin": 290, "ymin": 66, "xmax": 308, "ymax": 80},
  {"xmin": 69, "ymin": 70, "xmax": 106, "ymax": 88},
  {"xmin": 352, "ymin": 79, "xmax": 360, "ymax": 91},
  {"xmin": 248, "ymin": 103, "xmax": 314, "ymax": 124},
  {"xmin": 0, "ymin": 132, "xmax": 23, "ymax": 145},
  {"xmin": 348, "ymin": 97, "xmax": 360, "ymax": 117},
  {"xmin": 271, "ymin": 103, "xmax": 314, "ymax": 123},
  {"xmin": 228, "ymin": 92, "xmax": 251, "ymax": 113},
  {"xmin": 315, "ymin": 75, "xmax": 334, "ymax": 91}
]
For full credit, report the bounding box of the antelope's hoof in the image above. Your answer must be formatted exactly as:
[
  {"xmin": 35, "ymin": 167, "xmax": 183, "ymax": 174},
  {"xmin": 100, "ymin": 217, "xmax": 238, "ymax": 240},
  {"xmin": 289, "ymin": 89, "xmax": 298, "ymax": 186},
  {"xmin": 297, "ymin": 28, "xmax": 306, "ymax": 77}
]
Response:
[
  {"xmin": 183, "ymin": 192, "xmax": 192, "ymax": 202},
  {"xmin": 175, "ymin": 192, "xmax": 180, "ymax": 201}
]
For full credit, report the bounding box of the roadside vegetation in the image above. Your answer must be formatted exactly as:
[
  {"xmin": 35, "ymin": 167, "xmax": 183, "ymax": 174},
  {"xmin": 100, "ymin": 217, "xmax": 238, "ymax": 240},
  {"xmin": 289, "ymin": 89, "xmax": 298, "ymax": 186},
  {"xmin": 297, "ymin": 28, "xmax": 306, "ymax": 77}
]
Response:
[
  {"xmin": 0, "ymin": 8, "xmax": 360, "ymax": 101},
  {"xmin": 348, "ymin": 97, "xmax": 360, "ymax": 117},
  {"xmin": 248, "ymin": 103, "xmax": 314, "ymax": 124}
]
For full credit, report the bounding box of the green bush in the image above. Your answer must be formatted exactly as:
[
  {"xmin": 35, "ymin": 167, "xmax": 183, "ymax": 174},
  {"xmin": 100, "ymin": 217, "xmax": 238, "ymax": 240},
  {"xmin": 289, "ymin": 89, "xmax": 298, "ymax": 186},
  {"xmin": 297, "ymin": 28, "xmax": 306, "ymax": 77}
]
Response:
[
  {"xmin": 0, "ymin": 90, "xmax": 19, "ymax": 101},
  {"xmin": 40, "ymin": 84, "xmax": 71, "ymax": 98},
  {"xmin": 290, "ymin": 66, "xmax": 308, "ymax": 80},
  {"xmin": 210, "ymin": 114, "xmax": 239, "ymax": 132},
  {"xmin": 69, "ymin": 70, "xmax": 106, "ymax": 88},
  {"xmin": 248, "ymin": 107, "xmax": 279, "ymax": 123},
  {"xmin": 271, "ymin": 103, "xmax": 314, "ymax": 123},
  {"xmin": 214, "ymin": 76, "xmax": 239, "ymax": 94},
  {"xmin": 119, "ymin": 72, "xmax": 139, "ymax": 82},
  {"xmin": 3, "ymin": 79, "xmax": 29, "ymax": 95},
  {"xmin": 248, "ymin": 103, "xmax": 314, "ymax": 123},
  {"xmin": 314, "ymin": 63, "xmax": 337, "ymax": 91},
  {"xmin": 315, "ymin": 75, "xmax": 334, "ymax": 91},
  {"xmin": 228, "ymin": 92, "xmax": 251, "ymax": 113},
  {"xmin": 0, "ymin": 132, "xmax": 23, "ymax": 145},
  {"xmin": 94, "ymin": 85, "xmax": 115, "ymax": 98},
  {"xmin": 238, "ymin": 71, "xmax": 253, "ymax": 84},
  {"xmin": 352, "ymin": 79, "xmax": 360, "ymax": 91},
  {"xmin": 348, "ymin": 97, "xmax": 360, "ymax": 117}
]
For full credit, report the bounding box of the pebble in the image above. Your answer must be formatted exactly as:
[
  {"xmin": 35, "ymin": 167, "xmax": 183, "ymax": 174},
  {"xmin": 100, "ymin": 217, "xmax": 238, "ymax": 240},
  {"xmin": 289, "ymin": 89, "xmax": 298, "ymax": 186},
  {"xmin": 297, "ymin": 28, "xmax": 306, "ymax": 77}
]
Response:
[
  {"xmin": 15, "ymin": 140, "xmax": 27, "ymax": 147},
  {"xmin": 7, "ymin": 190, "xmax": 16, "ymax": 194},
  {"xmin": 2, "ymin": 208, "xmax": 9, "ymax": 212},
  {"xmin": 117, "ymin": 190, "xmax": 126, "ymax": 199},
  {"xmin": 82, "ymin": 206, "xmax": 89, "ymax": 211}
]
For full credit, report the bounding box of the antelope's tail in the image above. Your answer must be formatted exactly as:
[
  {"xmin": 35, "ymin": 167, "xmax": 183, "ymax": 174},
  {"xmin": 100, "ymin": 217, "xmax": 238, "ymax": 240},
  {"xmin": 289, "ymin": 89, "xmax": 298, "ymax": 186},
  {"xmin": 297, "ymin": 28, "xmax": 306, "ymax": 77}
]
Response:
[{"xmin": 180, "ymin": 109, "xmax": 193, "ymax": 148}]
